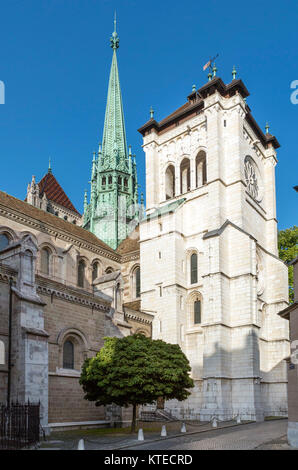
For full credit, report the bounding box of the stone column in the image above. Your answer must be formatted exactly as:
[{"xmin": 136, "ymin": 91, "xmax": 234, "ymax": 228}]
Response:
[{"xmin": 0, "ymin": 235, "xmax": 49, "ymax": 432}]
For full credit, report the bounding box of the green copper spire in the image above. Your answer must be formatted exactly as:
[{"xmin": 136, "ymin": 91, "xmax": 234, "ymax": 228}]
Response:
[
  {"xmin": 48, "ymin": 157, "xmax": 52, "ymax": 174},
  {"xmin": 102, "ymin": 14, "xmax": 127, "ymax": 162},
  {"xmin": 232, "ymin": 65, "xmax": 237, "ymax": 80},
  {"xmin": 83, "ymin": 17, "xmax": 140, "ymax": 250},
  {"xmin": 265, "ymin": 122, "xmax": 270, "ymax": 134}
]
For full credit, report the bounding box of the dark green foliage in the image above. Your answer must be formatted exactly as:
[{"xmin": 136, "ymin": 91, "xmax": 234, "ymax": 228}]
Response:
[
  {"xmin": 278, "ymin": 225, "xmax": 298, "ymax": 303},
  {"xmin": 79, "ymin": 334, "xmax": 194, "ymax": 430}
]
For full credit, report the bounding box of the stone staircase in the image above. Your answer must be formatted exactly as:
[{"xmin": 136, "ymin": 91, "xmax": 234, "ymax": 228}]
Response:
[{"xmin": 140, "ymin": 409, "xmax": 176, "ymax": 422}]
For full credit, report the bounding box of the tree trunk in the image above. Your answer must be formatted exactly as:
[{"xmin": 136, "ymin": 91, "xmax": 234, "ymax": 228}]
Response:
[{"xmin": 131, "ymin": 403, "xmax": 137, "ymax": 433}]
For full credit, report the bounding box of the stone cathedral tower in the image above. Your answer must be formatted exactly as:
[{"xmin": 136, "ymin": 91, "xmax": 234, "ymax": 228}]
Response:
[
  {"xmin": 83, "ymin": 20, "xmax": 142, "ymax": 250},
  {"xmin": 138, "ymin": 68, "xmax": 290, "ymax": 421}
]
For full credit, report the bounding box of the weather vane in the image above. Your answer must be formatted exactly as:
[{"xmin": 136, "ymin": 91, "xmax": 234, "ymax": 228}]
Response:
[{"xmin": 203, "ymin": 54, "xmax": 219, "ymax": 73}]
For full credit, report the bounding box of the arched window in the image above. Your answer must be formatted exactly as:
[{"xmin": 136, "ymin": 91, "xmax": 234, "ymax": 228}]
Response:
[
  {"xmin": 118, "ymin": 176, "xmax": 122, "ymax": 186},
  {"xmin": 165, "ymin": 165, "xmax": 175, "ymax": 200},
  {"xmin": 105, "ymin": 267, "xmax": 114, "ymax": 274},
  {"xmin": 102, "ymin": 176, "xmax": 106, "ymax": 186},
  {"xmin": 92, "ymin": 262, "xmax": 99, "ymax": 282},
  {"xmin": 108, "ymin": 175, "xmax": 112, "ymax": 185},
  {"xmin": 115, "ymin": 283, "xmax": 121, "ymax": 311},
  {"xmin": 180, "ymin": 158, "xmax": 190, "ymax": 193},
  {"xmin": 0, "ymin": 340, "xmax": 5, "ymax": 365},
  {"xmin": 63, "ymin": 340, "xmax": 74, "ymax": 369},
  {"xmin": 40, "ymin": 247, "xmax": 51, "ymax": 275},
  {"xmin": 78, "ymin": 260, "xmax": 86, "ymax": 288},
  {"xmin": 190, "ymin": 253, "xmax": 198, "ymax": 284},
  {"xmin": 135, "ymin": 267, "xmax": 140, "ymax": 298},
  {"xmin": 194, "ymin": 300, "xmax": 201, "ymax": 324},
  {"xmin": 196, "ymin": 151, "xmax": 207, "ymax": 187},
  {"xmin": 0, "ymin": 233, "xmax": 10, "ymax": 251},
  {"xmin": 124, "ymin": 178, "xmax": 128, "ymax": 188}
]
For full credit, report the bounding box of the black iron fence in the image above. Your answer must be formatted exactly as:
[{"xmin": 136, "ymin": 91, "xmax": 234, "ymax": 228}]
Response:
[{"xmin": 0, "ymin": 401, "xmax": 40, "ymax": 449}]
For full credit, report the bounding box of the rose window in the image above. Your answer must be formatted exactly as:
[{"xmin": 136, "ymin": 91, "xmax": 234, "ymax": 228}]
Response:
[{"xmin": 244, "ymin": 157, "xmax": 259, "ymax": 200}]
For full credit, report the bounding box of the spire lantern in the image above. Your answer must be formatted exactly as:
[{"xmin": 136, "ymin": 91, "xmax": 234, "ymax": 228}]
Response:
[
  {"xmin": 232, "ymin": 65, "xmax": 237, "ymax": 80},
  {"xmin": 110, "ymin": 12, "xmax": 119, "ymax": 50},
  {"xmin": 150, "ymin": 106, "xmax": 154, "ymax": 119},
  {"xmin": 192, "ymin": 84, "xmax": 196, "ymax": 92},
  {"xmin": 265, "ymin": 122, "xmax": 270, "ymax": 134}
]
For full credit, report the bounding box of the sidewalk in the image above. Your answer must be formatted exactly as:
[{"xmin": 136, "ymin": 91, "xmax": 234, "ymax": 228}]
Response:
[{"xmin": 39, "ymin": 418, "xmax": 254, "ymax": 450}]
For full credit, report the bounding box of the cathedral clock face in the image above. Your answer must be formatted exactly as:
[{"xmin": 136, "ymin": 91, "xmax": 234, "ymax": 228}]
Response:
[{"xmin": 244, "ymin": 156, "xmax": 261, "ymax": 201}]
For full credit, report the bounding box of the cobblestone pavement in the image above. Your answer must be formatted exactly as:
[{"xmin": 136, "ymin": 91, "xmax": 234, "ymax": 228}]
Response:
[
  {"xmin": 39, "ymin": 419, "xmax": 296, "ymax": 451},
  {"xmin": 124, "ymin": 420, "xmax": 295, "ymax": 451}
]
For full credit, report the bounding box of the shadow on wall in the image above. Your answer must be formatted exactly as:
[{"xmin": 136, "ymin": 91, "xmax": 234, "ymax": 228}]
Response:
[{"xmin": 163, "ymin": 329, "xmax": 289, "ymax": 421}]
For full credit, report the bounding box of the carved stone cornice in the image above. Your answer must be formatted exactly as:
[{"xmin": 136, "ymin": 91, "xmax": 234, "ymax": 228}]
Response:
[
  {"xmin": 36, "ymin": 276, "xmax": 111, "ymax": 312},
  {"xmin": 121, "ymin": 251, "xmax": 140, "ymax": 263},
  {"xmin": 0, "ymin": 204, "xmax": 121, "ymax": 263},
  {"xmin": 0, "ymin": 264, "xmax": 17, "ymax": 283},
  {"xmin": 124, "ymin": 311, "xmax": 153, "ymax": 325}
]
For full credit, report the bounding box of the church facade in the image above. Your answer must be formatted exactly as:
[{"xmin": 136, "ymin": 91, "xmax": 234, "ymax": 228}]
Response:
[
  {"xmin": 138, "ymin": 70, "xmax": 290, "ymax": 420},
  {"xmin": 0, "ymin": 22, "xmax": 290, "ymax": 430}
]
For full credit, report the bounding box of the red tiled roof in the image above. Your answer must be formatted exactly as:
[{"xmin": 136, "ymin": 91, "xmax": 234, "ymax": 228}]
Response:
[
  {"xmin": 158, "ymin": 102, "xmax": 191, "ymax": 126},
  {"xmin": 0, "ymin": 191, "xmax": 115, "ymax": 254},
  {"xmin": 116, "ymin": 226, "xmax": 139, "ymax": 254},
  {"xmin": 38, "ymin": 172, "xmax": 80, "ymax": 215}
]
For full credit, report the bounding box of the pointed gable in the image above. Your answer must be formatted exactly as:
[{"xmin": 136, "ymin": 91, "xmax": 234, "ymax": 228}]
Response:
[{"xmin": 38, "ymin": 172, "xmax": 81, "ymax": 215}]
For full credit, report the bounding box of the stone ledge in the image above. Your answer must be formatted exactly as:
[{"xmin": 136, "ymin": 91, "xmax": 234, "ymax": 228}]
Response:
[{"xmin": 48, "ymin": 420, "xmax": 111, "ymax": 431}]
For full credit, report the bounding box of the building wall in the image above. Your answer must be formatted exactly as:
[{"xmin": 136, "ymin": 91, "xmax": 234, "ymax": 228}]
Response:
[
  {"xmin": 39, "ymin": 285, "xmax": 107, "ymax": 423},
  {"xmin": 287, "ymin": 261, "xmax": 298, "ymax": 447},
  {"xmin": 0, "ymin": 197, "xmax": 151, "ymax": 427},
  {"xmin": 0, "ymin": 269, "xmax": 13, "ymax": 403},
  {"xmin": 140, "ymin": 88, "xmax": 289, "ymax": 420}
]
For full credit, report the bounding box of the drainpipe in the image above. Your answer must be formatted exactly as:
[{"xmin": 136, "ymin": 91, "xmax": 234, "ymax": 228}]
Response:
[{"xmin": 7, "ymin": 278, "xmax": 13, "ymax": 405}]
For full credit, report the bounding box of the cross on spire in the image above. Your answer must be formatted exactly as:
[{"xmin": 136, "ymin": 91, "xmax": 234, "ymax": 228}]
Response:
[{"xmin": 110, "ymin": 12, "xmax": 119, "ymax": 50}]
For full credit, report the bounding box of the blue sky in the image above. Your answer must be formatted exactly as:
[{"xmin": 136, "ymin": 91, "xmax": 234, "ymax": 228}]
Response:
[{"xmin": 0, "ymin": 0, "xmax": 297, "ymax": 230}]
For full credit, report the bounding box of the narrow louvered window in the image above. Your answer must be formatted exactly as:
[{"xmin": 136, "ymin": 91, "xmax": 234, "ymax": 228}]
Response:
[
  {"xmin": 41, "ymin": 248, "xmax": 50, "ymax": 275},
  {"xmin": 78, "ymin": 260, "xmax": 85, "ymax": 287},
  {"xmin": 63, "ymin": 341, "xmax": 74, "ymax": 369},
  {"xmin": 194, "ymin": 300, "xmax": 201, "ymax": 324},
  {"xmin": 190, "ymin": 253, "xmax": 198, "ymax": 284},
  {"xmin": 135, "ymin": 268, "xmax": 140, "ymax": 298}
]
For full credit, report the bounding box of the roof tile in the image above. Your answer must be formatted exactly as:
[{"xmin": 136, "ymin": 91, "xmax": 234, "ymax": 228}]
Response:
[{"xmin": 38, "ymin": 172, "xmax": 80, "ymax": 215}]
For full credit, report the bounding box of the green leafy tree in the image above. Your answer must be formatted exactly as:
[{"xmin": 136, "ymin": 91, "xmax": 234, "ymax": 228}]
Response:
[
  {"xmin": 278, "ymin": 225, "xmax": 298, "ymax": 302},
  {"xmin": 79, "ymin": 334, "xmax": 194, "ymax": 432}
]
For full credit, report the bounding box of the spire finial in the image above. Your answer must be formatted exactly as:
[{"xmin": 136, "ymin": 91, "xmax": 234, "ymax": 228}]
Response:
[
  {"xmin": 212, "ymin": 63, "xmax": 217, "ymax": 78},
  {"xmin": 208, "ymin": 71, "xmax": 212, "ymax": 81},
  {"xmin": 265, "ymin": 122, "xmax": 270, "ymax": 134},
  {"xmin": 48, "ymin": 157, "xmax": 52, "ymax": 174},
  {"xmin": 150, "ymin": 106, "xmax": 154, "ymax": 119},
  {"xmin": 110, "ymin": 13, "xmax": 119, "ymax": 49},
  {"xmin": 192, "ymin": 84, "xmax": 196, "ymax": 92},
  {"xmin": 232, "ymin": 65, "xmax": 237, "ymax": 80}
]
